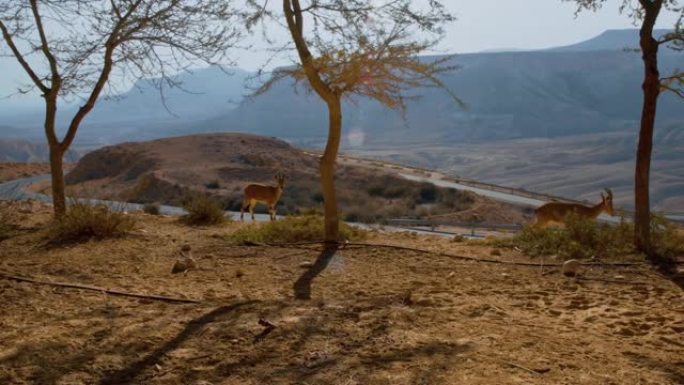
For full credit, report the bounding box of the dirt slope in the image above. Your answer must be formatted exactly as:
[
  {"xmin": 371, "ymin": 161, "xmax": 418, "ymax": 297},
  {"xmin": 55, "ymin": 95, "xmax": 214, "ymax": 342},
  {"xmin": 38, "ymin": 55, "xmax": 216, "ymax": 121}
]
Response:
[{"xmin": 64, "ymin": 133, "xmax": 529, "ymax": 224}]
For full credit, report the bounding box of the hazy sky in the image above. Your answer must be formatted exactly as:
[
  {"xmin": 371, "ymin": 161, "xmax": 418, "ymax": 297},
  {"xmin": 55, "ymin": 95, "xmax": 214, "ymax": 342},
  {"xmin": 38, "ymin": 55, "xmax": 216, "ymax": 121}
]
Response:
[{"xmin": 1, "ymin": 0, "xmax": 681, "ymax": 103}]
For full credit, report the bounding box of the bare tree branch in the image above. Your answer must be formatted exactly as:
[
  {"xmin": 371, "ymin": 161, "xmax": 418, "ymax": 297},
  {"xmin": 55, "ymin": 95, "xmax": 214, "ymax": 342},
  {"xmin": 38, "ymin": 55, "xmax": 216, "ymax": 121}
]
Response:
[{"xmin": 0, "ymin": 19, "xmax": 48, "ymax": 93}]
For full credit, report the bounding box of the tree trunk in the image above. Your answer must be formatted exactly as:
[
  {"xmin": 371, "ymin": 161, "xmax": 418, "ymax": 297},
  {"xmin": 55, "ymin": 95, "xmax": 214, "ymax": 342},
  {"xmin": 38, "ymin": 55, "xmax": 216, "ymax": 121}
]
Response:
[
  {"xmin": 320, "ymin": 96, "xmax": 342, "ymax": 243},
  {"xmin": 42, "ymin": 92, "xmax": 67, "ymax": 219},
  {"xmin": 635, "ymin": 7, "xmax": 661, "ymax": 258},
  {"xmin": 49, "ymin": 143, "xmax": 67, "ymax": 218}
]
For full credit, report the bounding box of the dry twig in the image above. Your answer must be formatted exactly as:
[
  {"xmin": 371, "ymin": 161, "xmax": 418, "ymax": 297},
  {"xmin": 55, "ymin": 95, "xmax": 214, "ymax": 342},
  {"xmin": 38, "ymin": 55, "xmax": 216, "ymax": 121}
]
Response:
[{"xmin": 0, "ymin": 270, "xmax": 201, "ymax": 304}]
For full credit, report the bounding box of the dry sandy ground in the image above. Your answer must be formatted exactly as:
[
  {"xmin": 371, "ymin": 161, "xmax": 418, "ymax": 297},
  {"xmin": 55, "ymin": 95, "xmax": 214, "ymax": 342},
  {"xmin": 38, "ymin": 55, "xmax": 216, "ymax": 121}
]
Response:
[{"xmin": 0, "ymin": 203, "xmax": 682, "ymax": 385}]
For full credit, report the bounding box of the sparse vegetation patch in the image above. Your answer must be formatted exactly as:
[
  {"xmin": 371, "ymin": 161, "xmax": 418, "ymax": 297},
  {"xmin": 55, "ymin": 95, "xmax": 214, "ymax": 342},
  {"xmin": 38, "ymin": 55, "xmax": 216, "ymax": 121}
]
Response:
[
  {"xmin": 182, "ymin": 195, "xmax": 226, "ymax": 226},
  {"xmin": 49, "ymin": 202, "xmax": 135, "ymax": 243},
  {"xmin": 204, "ymin": 180, "xmax": 221, "ymax": 190},
  {"xmin": 497, "ymin": 213, "xmax": 684, "ymax": 260},
  {"xmin": 227, "ymin": 215, "xmax": 367, "ymax": 244},
  {"xmin": 142, "ymin": 203, "xmax": 161, "ymax": 215},
  {"xmin": 0, "ymin": 205, "xmax": 12, "ymax": 240}
]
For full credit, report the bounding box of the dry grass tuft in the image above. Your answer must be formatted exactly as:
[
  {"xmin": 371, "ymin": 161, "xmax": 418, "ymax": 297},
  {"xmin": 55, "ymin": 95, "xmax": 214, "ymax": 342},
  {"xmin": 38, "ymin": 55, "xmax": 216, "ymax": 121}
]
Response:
[
  {"xmin": 227, "ymin": 215, "xmax": 367, "ymax": 244},
  {"xmin": 142, "ymin": 202, "xmax": 161, "ymax": 215},
  {"xmin": 0, "ymin": 205, "xmax": 12, "ymax": 240},
  {"xmin": 49, "ymin": 202, "xmax": 135, "ymax": 243},
  {"xmin": 182, "ymin": 195, "xmax": 226, "ymax": 226},
  {"xmin": 497, "ymin": 213, "xmax": 684, "ymax": 260}
]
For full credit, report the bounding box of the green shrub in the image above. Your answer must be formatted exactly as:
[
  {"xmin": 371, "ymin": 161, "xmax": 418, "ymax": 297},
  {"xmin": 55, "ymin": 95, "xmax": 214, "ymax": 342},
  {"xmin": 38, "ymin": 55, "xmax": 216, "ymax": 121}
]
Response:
[
  {"xmin": 498, "ymin": 213, "xmax": 684, "ymax": 260},
  {"xmin": 49, "ymin": 203, "xmax": 135, "ymax": 243},
  {"xmin": 497, "ymin": 213, "xmax": 634, "ymax": 259},
  {"xmin": 418, "ymin": 183, "xmax": 438, "ymax": 203},
  {"xmin": 204, "ymin": 180, "xmax": 221, "ymax": 190},
  {"xmin": 0, "ymin": 206, "xmax": 12, "ymax": 241},
  {"xmin": 182, "ymin": 195, "xmax": 226, "ymax": 226},
  {"xmin": 142, "ymin": 203, "xmax": 161, "ymax": 215},
  {"xmin": 227, "ymin": 215, "xmax": 367, "ymax": 244},
  {"xmin": 650, "ymin": 214, "xmax": 684, "ymax": 259}
]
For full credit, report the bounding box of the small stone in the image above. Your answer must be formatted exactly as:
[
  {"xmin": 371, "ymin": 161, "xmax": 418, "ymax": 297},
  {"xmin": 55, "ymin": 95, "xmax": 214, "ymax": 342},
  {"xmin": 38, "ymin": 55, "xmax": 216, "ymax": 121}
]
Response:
[
  {"xmin": 299, "ymin": 261, "xmax": 314, "ymax": 268},
  {"xmin": 171, "ymin": 256, "xmax": 197, "ymax": 274},
  {"xmin": 447, "ymin": 271, "xmax": 456, "ymax": 279},
  {"xmin": 561, "ymin": 259, "xmax": 581, "ymax": 277}
]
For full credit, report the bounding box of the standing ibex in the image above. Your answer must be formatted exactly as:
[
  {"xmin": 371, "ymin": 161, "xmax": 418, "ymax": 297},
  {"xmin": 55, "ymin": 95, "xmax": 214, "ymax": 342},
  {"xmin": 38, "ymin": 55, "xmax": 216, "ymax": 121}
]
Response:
[
  {"xmin": 534, "ymin": 188, "xmax": 614, "ymax": 227},
  {"xmin": 240, "ymin": 173, "xmax": 286, "ymax": 221}
]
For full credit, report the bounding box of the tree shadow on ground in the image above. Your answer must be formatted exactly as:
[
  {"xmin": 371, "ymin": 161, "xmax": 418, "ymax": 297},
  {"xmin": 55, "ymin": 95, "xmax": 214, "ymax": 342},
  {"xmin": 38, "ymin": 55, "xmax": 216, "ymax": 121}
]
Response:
[
  {"xmin": 294, "ymin": 244, "xmax": 339, "ymax": 300},
  {"xmin": 98, "ymin": 300, "xmax": 257, "ymax": 385}
]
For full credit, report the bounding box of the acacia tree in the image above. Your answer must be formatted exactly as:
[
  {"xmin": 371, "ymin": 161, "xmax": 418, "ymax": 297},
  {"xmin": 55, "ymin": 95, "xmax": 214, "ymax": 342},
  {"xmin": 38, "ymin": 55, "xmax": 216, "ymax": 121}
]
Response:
[
  {"xmin": 254, "ymin": 0, "xmax": 459, "ymax": 243},
  {"xmin": 0, "ymin": 0, "xmax": 244, "ymax": 218},
  {"xmin": 567, "ymin": 0, "xmax": 683, "ymax": 259}
]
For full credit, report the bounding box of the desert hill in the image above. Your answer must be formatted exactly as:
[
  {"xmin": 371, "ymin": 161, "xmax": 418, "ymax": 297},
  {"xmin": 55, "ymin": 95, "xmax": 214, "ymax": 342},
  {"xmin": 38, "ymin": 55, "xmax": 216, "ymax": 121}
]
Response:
[
  {"xmin": 65, "ymin": 133, "xmax": 529, "ymax": 224},
  {"xmin": 3, "ymin": 29, "xmax": 682, "ymax": 211}
]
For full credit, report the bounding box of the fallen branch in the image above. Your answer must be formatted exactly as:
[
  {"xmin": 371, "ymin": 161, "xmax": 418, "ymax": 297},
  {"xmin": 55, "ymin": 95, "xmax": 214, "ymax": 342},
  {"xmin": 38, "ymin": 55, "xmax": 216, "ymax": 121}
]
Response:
[
  {"xmin": 504, "ymin": 361, "xmax": 550, "ymax": 375},
  {"xmin": 347, "ymin": 242, "xmax": 644, "ymax": 268},
  {"xmin": 0, "ymin": 270, "xmax": 202, "ymax": 304},
  {"xmin": 228, "ymin": 241, "xmax": 648, "ymax": 269}
]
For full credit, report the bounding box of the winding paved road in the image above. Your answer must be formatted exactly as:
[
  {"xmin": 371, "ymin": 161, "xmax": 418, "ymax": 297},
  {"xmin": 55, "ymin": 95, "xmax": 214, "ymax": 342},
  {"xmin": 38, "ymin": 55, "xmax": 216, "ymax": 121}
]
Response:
[
  {"xmin": 0, "ymin": 175, "xmax": 276, "ymax": 221},
  {"xmin": 2, "ymin": 171, "xmax": 679, "ymax": 232}
]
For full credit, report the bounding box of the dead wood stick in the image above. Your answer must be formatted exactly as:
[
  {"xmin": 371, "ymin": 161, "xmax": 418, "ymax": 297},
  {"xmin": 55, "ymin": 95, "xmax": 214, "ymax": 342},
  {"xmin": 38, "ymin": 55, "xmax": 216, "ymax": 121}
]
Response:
[
  {"xmin": 235, "ymin": 241, "xmax": 647, "ymax": 269},
  {"xmin": 0, "ymin": 270, "xmax": 201, "ymax": 304}
]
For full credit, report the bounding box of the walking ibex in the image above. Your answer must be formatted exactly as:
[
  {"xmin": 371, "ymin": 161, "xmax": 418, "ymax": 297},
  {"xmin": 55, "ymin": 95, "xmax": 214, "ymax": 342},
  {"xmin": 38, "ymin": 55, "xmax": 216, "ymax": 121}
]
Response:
[
  {"xmin": 240, "ymin": 173, "xmax": 286, "ymax": 221},
  {"xmin": 534, "ymin": 188, "xmax": 614, "ymax": 227}
]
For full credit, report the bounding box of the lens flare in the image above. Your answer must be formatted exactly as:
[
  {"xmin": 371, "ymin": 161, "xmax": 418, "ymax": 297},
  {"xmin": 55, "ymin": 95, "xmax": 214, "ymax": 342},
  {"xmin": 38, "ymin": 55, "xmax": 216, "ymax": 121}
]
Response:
[{"xmin": 347, "ymin": 128, "xmax": 366, "ymax": 148}]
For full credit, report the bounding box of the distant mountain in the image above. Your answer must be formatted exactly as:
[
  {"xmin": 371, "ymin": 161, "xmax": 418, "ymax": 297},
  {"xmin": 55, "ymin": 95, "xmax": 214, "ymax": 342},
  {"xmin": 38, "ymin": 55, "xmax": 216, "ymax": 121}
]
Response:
[
  {"xmin": 0, "ymin": 66, "xmax": 250, "ymax": 146},
  {"xmin": 199, "ymin": 43, "xmax": 683, "ymax": 146},
  {"xmin": 0, "ymin": 138, "xmax": 79, "ymax": 163},
  {"xmin": 3, "ymin": 29, "xmax": 681, "ymax": 149},
  {"xmin": 87, "ymin": 65, "xmax": 249, "ymax": 124},
  {"xmin": 548, "ymin": 29, "xmax": 674, "ymax": 52}
]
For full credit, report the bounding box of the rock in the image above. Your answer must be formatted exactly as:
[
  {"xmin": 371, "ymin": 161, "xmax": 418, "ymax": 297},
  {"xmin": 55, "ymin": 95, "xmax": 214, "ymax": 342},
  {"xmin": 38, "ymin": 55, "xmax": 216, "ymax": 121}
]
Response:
[
  {"xmin": 561, "ymin": 259, "xmax": 581, "ymax": 277},
  {"xmin": 299, "ymin": 261, "xmax": 314, "ymax": 268},
  {"xmin": 172, "ymin": 256, "xmax": 197, "ymax": 274}
]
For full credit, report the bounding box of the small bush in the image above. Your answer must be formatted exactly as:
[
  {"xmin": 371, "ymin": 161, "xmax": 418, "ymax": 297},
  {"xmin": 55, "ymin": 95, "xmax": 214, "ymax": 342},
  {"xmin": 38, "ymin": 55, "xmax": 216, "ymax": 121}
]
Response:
[
  {"xmin": 182, "ymin": 195, "xmax": 226, "ymax": 226},
  {"xmin": 204, "ymin": 180, "xmax": 221, "ymax": 190},
  {"xmin": 498, "ymin": 213, "xmax": 684, "ymax": 260},
  {"xmin": 143, "ymin": 203, "xmax": 161, "ymax": 215},
  {"xmin": 227, "ymin": 215, "xmax": 367, "ymax": 244},
  {"xmin": 650, "ymin": 214, "xmax": 684, "ymax": 259},
  {"xmin": 49, "ymin": 203, "xmax": 135, "ymax": 243},
  {"xmin": 0, "ymin": 206, "xmax": 12, "ymax": 240},
  {"xmin": 497, "ymin": 213, "xmax": 634, "ymax": 259}
]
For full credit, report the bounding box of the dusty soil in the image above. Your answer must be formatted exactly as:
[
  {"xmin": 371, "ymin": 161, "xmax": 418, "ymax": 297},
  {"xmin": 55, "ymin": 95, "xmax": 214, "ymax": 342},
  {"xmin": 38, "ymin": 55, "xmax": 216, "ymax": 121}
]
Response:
[{"xmin": 0, "ymin": 202, "xmax": 682, "ymax": 385}]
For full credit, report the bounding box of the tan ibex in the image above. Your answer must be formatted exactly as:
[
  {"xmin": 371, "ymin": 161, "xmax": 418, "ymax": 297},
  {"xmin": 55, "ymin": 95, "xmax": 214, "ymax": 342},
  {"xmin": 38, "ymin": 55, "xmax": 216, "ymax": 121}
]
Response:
[
  {"xmin": 534, "ymin": 188, "xmax": 614, "ymax": 227},
  {"xmin": 240, "ymin": 173, "xmax": 286, "ymax": 221}
]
